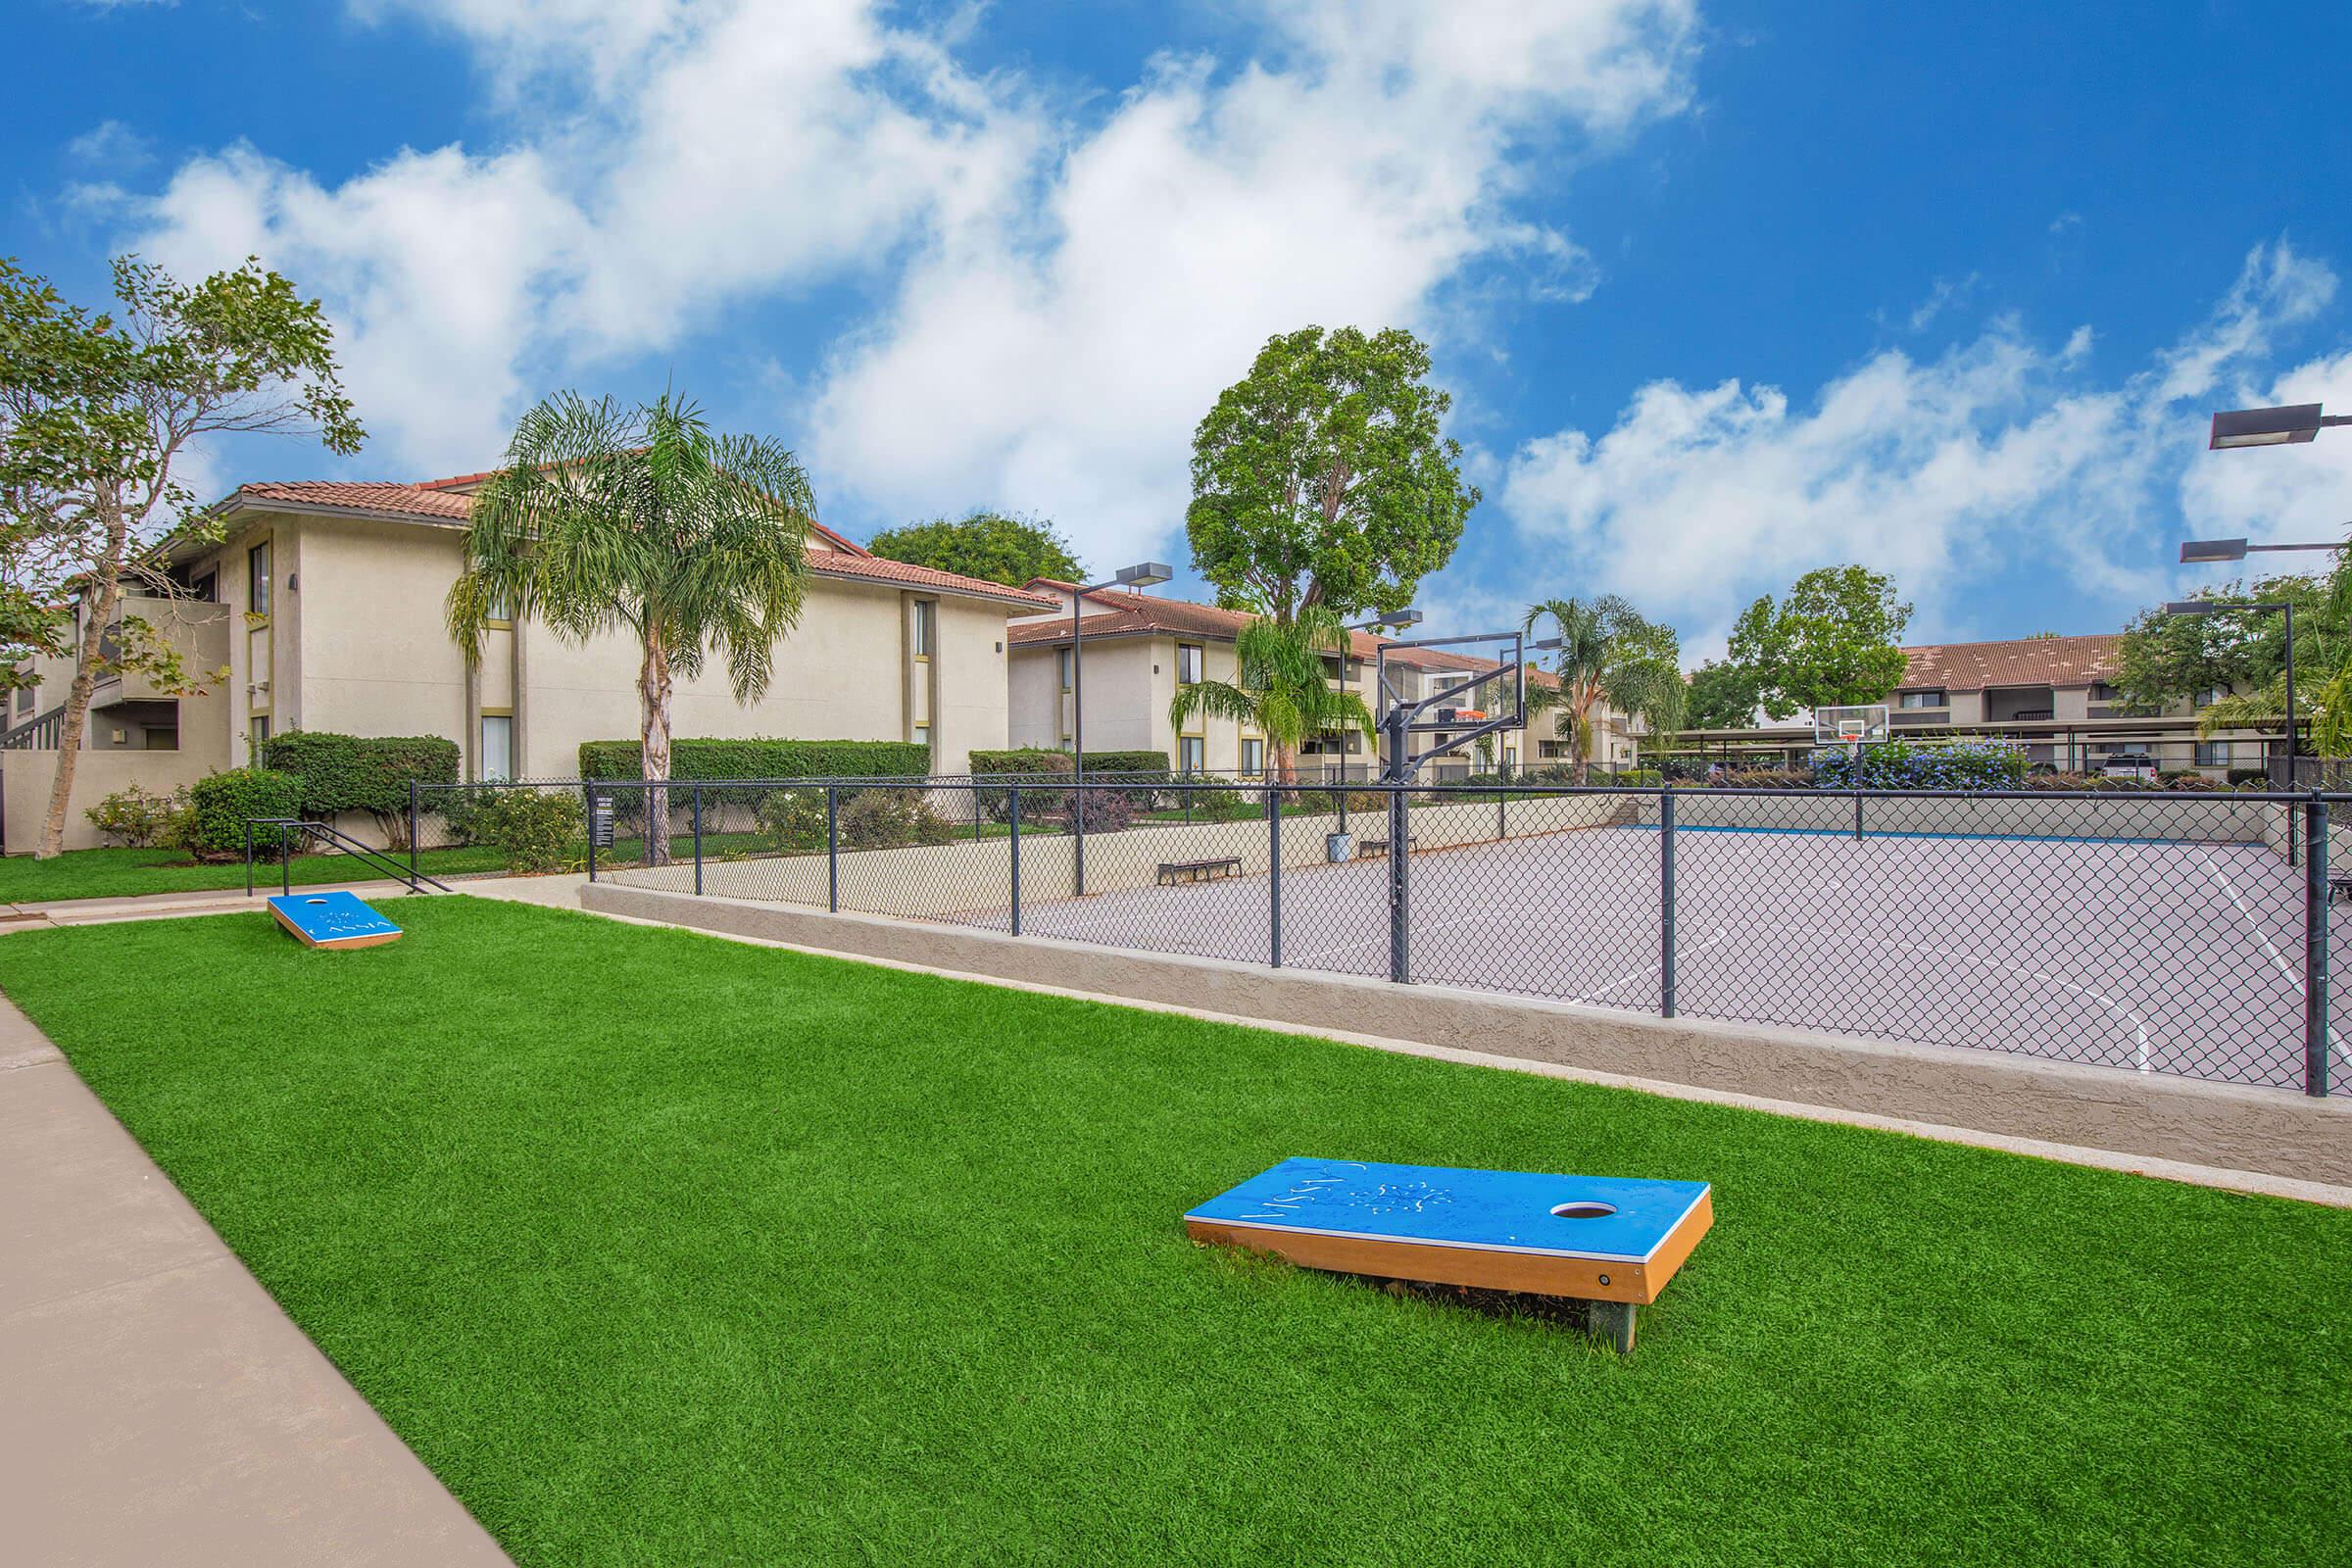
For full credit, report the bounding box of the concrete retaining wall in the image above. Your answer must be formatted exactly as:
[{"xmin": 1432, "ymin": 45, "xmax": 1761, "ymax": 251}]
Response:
[
  {"xmin": 582, "ymin": 881, "xmax": 2352, "ymax": 1187},
  {"xmin": 608, "ymin": 793, "xmax": 1638, "ymax": 915}
]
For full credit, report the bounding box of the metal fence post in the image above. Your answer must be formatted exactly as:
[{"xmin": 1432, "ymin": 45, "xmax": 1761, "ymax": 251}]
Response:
[
  {"xmin": 2306, "ymin": 793, "xmax": 2330, "ymax": 1097},
  {"xmin": 1268, "ymin": 785, "xmax": 1283, "ymax": 968},
  {"xmin": 1388, "ymin": 783, "xmax": 1410, "ymax": 983},
  {"xmin": 1008, "ymin": 785, "xmax": 1022, "ymax": 936},
  {"xmin": 693, "ymin": 785, "xmax": 705, "ymax": 898},
  {"xmin": 1074, "ymin": 776, "xmax": 1088, "ymax": 898},
  {"xmin": 281, "ymin": 830, "xmax": 291, "ymax": 897},
  {"xmin": 244, "ymin": 820, "xmax": 254, "ymax": 899},
  {"xmin": 826, "ymin": 785, "xmax": 840, "ymax": 913},
  {"xmin": 1661, "ymin": 787, "xmax": 1679, "ymax": 1018},
  {"xmin": 586, "ymin": 784, "xmax": 599, "ymax": 883},
  {"xmin": 408, "ymin": 780, "xmax": 420, "ymax": 882}
]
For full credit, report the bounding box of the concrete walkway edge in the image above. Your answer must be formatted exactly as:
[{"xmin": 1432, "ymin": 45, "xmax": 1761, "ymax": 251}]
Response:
[{"xmin": 0, "ymin": 994, "xmax": 511, "ymax": 1567}]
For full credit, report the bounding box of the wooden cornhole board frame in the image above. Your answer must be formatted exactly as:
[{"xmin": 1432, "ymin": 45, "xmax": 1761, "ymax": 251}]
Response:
[
  {"xmin": 267, "ymin": 890, "xmax": 403, "ymax": 951},
  {"xmin": 1185, "ymin": 1157, "xmax": 1712, "ymax": 1352}
]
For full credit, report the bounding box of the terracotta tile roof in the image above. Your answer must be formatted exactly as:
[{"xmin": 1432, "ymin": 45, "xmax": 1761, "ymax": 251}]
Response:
[
  {"xmin": 809, "ymin": 553, "xmax": 1055, "ymax": 607},
  {"xmin": 223, "ymin": 475, "xmax": 1046, "ymax": 606},
  {"xmin": 1007, "ymin": 585, "xmax": 1561, "ymax": 686},
  {"xmin": 229, "ymin": 480, "xmax": 474, "ymax": 520},
  {"xmin": 1898, "ymin": 633, "xmax": 2123, "ymax": 693}
]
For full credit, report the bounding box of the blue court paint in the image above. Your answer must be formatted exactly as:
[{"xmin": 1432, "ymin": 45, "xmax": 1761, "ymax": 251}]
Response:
[
  {"xmin": 267, "ymin": 890, "xmax": 402, "ymax": 949},
  {"xmin": 1626, "ymin": 823, "xmax": 2206, "ymax": 848},
  {"xmin": 1185, "ymin": 1156, "xmax": 1710, "ymax": 1263}
]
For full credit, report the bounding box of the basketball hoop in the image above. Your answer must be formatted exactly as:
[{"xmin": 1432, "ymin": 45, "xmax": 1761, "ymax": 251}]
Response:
[{"xmin": 1837, "ymin": 720, "xmax": 1866, "ymax": 744}]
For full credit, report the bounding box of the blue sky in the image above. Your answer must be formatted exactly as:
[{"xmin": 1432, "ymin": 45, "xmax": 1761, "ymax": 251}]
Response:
[{"xmin": 12, "ymin": 0, "xmax": 2352, "ymax": 657}]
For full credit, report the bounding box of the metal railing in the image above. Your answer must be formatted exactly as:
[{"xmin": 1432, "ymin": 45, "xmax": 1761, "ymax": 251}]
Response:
[
  {"xmin": 244, "ymin": 816, "xmax": 455, "ymax": 897},
  {"xmin": 540, "ymin": 773, "xmax": 2347, "ymax": 1098},
  {"xmin": 0, "ymin": 705, "xmax": 65, "ymax": 751}
]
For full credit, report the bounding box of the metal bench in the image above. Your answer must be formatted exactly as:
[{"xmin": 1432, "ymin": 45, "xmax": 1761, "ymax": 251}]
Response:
[
  {"xmin": 1157, "ymin": 857, "xmax": 1243, "ymax": 886},
  {"xmin": 2330, "ymin": 871, "xmax": 2352, "ymax": 906},
  {"xmin": 1353, "ymin": 836, "xmax": 1420, "ymax": 860}
]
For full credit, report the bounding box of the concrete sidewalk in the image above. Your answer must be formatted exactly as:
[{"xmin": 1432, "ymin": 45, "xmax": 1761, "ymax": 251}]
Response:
[{"xmin": 0, "ymin": 996, "xmax": 510, "ymax": 1567}]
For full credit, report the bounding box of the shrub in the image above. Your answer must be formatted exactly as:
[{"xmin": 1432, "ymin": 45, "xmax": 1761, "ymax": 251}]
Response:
[
  {"xmin": 258, "ymin": 730, "xmax": 460, "ymax": 847},
  {"xmin": 179, "ymin": 767, "xmax": 305, "ymax": 860},
  {"xmin": 1083, "ymin": 750, "xmax": 1173, "ymax": 808},
  {"xmin": 84, "ymin": 784, "xmax": 188, "ymax": 848},
  {"xmin": 1064, "ymin": 787, "xmax": 1133, "ymax": 834},
  {"xmin": 1812, "ymin": 739, "xmax": 2026, "ymax": 791},
  {"xmin": 2228, "ymin": 766, "xmax": 2273, "ymax": 786},
  {"xmin": 837, "ymin": 788, "xmax": 956, "ymax": 850},
  {"xmin": 577, "ymin": 738, "xmax": 930, "ymax": 797},
  {"xmin": 969, "ymin": 748, "xmax": 1074, "ymax": 822},
  {"xmin": 753, "ymin": 790, "xmax": 828, "ymax": 854},
  {"xmin": 468, "ymin": 789, "xmax": 585, "ymax": 873}
]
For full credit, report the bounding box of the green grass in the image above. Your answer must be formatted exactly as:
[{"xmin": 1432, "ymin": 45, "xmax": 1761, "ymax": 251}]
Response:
[
  {"xmin": 0, "ymin": 899, "xmax": 2342, "ymax": 1565},
  {"xmin": 0, "ymin": 842, "xmax": 512, "ymax": 902}
]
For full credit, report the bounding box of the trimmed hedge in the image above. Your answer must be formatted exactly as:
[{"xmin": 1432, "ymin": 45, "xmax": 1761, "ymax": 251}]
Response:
[
  {"xmin": 259, "ymin": 730, "xmax": 460, "ymax": 845},
  {"xmin": 578, "ymin": 738, "xmax": 931, "ymax": 785},
  {"xmin": 180, "ymin": 767, "xmax": 305, "ymax": 859},
  {"xmin": 1812, "ymin": 738, "xmax": 2027, "ymax": 790}
]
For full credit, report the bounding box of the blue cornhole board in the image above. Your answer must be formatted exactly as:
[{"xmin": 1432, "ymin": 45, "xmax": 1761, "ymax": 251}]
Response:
[
  {"xmin": 1184, "ymin": 1157, "xmax": 1713, "ymax": 1352},
  {"xmin": 267, "ymin": 890, "xmax": 403, "ymax": 951}
]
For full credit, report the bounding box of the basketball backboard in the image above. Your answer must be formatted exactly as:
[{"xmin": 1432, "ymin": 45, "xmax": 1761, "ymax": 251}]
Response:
[{"xmin": 1813, "ymin": 704, "xmax": 1891, "ymax": 746}]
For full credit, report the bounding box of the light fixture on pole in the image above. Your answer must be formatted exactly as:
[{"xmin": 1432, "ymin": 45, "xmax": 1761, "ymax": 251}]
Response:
[
  {"xmin": 2179, "ymin": 535, "xmax": 2349, "ymax": 564},
  {"xmin": 2209, "ymin": 404, "xmax": 2352, "ymax": 450},
  {"xmin": 1069, "ymin": 561, "xmax": 1171, "ymax": 897},
  {"xmin": 2164, "ymin": 598, "xmax": 2298, "ymax": 786}
]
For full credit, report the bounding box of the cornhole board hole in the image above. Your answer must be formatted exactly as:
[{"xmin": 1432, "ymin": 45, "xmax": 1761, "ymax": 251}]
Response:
[
  {"xmin": 1185, "ymin": 1157, "xmax": 1712, "ymax": 1353},
  {"xmin": 267, "ymin": 890, "xmax": 403, "ymax": 951}
]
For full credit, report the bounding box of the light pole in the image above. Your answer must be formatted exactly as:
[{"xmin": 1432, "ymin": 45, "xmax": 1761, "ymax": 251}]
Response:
[
  {"xmin": 2209, "ymin": 404, "xmax": 2352, "ymax": 450},
  {"xmin": 2164, "ymin": 598, "xmax": 2298, "ymax": 783},
  {"xmin": 1069, "ymin": 561, "xmax": 1171, "ymax": 896},
  {"xmin": 2180, "ymin": 535, "xmax": 2349, "ymax": 564}
]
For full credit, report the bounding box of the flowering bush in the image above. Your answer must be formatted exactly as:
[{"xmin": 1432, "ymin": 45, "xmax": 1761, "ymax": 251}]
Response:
[{"xmin": 1811, "ymin": 738, "xmax": 2026, "ymax": 790}]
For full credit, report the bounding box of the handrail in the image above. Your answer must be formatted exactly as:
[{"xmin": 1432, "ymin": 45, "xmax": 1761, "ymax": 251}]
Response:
[
  {"xmin": 243, "ymin": 816, "xmax": 454, "ymax": 898},
  {"xmin": 0, "ymin": 705, "xmax": 66, "ymax": 751}
]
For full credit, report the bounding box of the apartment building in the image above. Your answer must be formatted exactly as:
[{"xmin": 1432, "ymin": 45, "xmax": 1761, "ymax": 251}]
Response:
[
  {"xmin": 3, "ymin": 469, "xmax": 1053, "ymax": 851},
  {"xmin": 1005, "ymin": 583, "xmax": 1628, "ymax": 779},
  {"xmin": 1677, "ymin": 631, "xmax": 2277, "ymax": 774}
]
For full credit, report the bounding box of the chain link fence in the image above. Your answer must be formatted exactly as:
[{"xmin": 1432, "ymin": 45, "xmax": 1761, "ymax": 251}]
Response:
[{"xmin": 409, "ymin": 773, "xmax": 2348, "ymax": 1096}]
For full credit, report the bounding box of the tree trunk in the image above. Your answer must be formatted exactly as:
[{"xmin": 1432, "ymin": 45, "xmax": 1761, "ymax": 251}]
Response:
[
  {"xmin": 36, "ymin": 509, "xmax": 128, "ymax": 860},
  {"xmin": 638, "ymin": 632, "xmax": 673, "ymax": 868},
  {"xmin": 1570, "ymin": 704, "xmax": 1592, "ymax": 787}
]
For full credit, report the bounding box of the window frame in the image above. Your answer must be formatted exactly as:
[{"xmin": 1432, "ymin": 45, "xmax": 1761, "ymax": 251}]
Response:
[
  {"xmin": 1177, "ymin": 735, "xmax": 1205, "ymax": 775},
  {"xmin": 247, "ymin": 538, "xmax": 272, "ymax": 621},
  {"xmin": 910, "ymin": 598, "xmax": 936, "ymax": 661},
  {"xmin": 478, "ymin": 711, "xmax": 515, "ymax": 782},
  {"xmin": 1176, "ymin": 641, "xmax": 1203, "ymax": 686},
  {"xmin": 1898, "ymin": 689, "xmax": 1945, "ymax": 710}
]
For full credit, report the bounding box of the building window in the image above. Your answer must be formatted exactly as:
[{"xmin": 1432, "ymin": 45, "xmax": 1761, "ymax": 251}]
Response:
[
  {"xmin": 247, "ymin": 539, "xmax": 272, "ymax": 618},
  {"xmin": 1240, "ymin": 737, "xmax": 1264, "ymax": 776},
  {"xmin": 1057, "ymin": 648, "xmax": 1072, "ymax": 691},
  {"xmin": 1178, "ymin": 735, "xmax": 1204, "ymax": 774},
  {"xmin": 910, "ymin": 599, "xmax": 935, "ymax": 659},
  {"xmin": 1176, "ymin": 642, "xmax": 1202, "ymax": 685},
  {"xmin": 2090, "ymin": 683, "xmax": 2123, "ymax": 703},
  {"xmin": 2196, "ymin": 741, "xmax": 2230, "ymax": 768},
  {"xmin": 251, "ymin": 714, "xmax": 270, "ymax": 744},
  {"xmin": 14, "ymin": 684, "xmax": 30, "ymax": 716},
  {"xmin": 913, "ymin": 723, "xmax": 930, "ymax": 752},
  {"xmin": 479, "ymin": 714, "xmax": 514, "ymax": 781},
  {"xmin": 1504, "ymin": 746, "xmax": 1518, "ymax": 770},
  {"xmin": 1898, "ymin": 689, "xmax": 1945, "ymax": 709},
  {"xmin": 2196, "ymin": 685, "xmax": 2228, "ymax": 709}
]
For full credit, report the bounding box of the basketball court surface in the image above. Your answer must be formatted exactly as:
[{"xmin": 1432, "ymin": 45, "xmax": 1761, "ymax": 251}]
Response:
[{"xmin": 945, "ymin": 820, "xmax": 2343, "ymax": 1092}]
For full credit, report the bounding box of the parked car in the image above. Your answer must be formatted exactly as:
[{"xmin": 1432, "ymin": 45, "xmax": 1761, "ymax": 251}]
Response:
[{"xmin": 2100, "ymin": 752, "xmax": 2159, "ymax": 780}]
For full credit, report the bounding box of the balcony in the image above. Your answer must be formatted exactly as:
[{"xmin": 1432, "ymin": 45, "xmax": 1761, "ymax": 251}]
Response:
[{"xmin": 91, "ymin": 595, "xmax": 230, "ymax": 707}]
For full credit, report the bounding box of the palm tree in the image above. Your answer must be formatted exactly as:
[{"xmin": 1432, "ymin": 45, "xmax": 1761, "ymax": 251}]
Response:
[
  {"xmin": 448, "ymin": 391, "xmax": 812, "ymax": 865},
  {"xmin": 1521, "ymin": 596, "xmax": 1687, "ymax": 784},
  {"xmin": 1168, "ymin": 601, "xmax": 1376, "ymax": 788}
]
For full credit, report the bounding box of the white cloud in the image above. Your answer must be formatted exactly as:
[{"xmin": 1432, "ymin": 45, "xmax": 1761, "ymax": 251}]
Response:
[
  {"xmin": 810, "ymin": 0, "xmax": 1702, "ymax": 564},
  {"xmin": 112, "ymin": 0, "xmax": 1699, "ymax": 523},
  {"xmin": 1499, "ymin": 240, "xmax": 2340, "ymax": 644},
  {"xmin": 65, "ymin": 120, "xmax": 156, "ymax": 172}
]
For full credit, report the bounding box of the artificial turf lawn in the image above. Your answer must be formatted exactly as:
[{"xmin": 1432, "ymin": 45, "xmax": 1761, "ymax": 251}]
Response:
[{"xmin": 1, "ymin": 900, "xmax": 2343, "ymax": 1565}]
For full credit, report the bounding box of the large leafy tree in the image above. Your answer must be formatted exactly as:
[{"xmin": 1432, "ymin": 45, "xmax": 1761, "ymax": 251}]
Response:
[
  {"xmin": 1166, "ymin": 601, "xmax": 1375, "ymax": 787},
  {"xmin": 1729, "ymin": 565, "xmax": 1912, "ymax": 720},
  {"xmin": 1521, "ymin": 596, "xmax": 1687, "ymax": 783},
  {"xmin": 867, "ymin": 509, "xmax": 1082, "ymax": 588},
  {"xmin": 449, "ymin": 392, "xmax": 812, "ymax": 866},
  {"xmin": 2119, "ymin": 571, "xmax": 2349, "ymax": 756},
  {"xmin": 0, "ymin": 255, "xmax": 362, "ymax": 858},
  {"xmin": 1684, "ymin": 659, "xmax": 1761, "ymax": 730},
  {"xmin": 1186, "ymin": 325, "xmax": 1476, "ymax": 623}
]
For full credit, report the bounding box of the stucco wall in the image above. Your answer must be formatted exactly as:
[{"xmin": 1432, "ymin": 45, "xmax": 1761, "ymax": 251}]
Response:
[
  {"xmin": 609, "ymin": 793, "xmax": 1637, "ymax": 914},
  {"xmin": 2, "ymin": 746, "xmax": 220, "ymax": 855}
]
